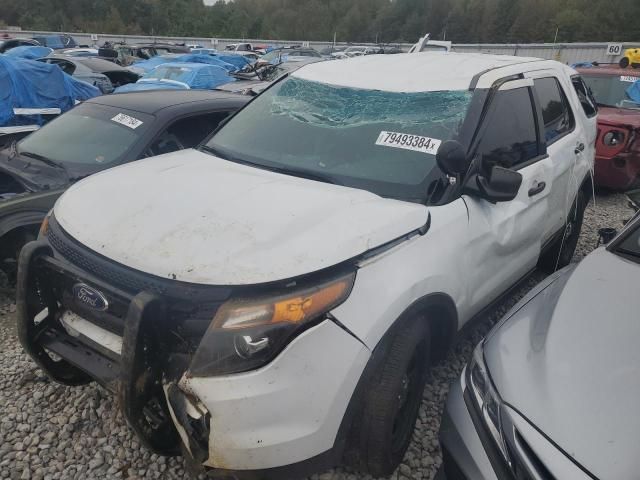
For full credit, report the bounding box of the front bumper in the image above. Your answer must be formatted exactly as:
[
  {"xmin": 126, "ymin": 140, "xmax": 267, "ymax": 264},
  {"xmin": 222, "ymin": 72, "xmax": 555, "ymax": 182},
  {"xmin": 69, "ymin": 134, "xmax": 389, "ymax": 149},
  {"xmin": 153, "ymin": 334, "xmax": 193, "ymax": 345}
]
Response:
[
  {"xmin": 594, "ymin": 152, "xmax": 640, "ymax": 190},
  {"xmin": 16, "ymin": 239, "xmax": 370, "ymax": 476},
  {"xmin": 439, "ymin": 368, "xmax": 594, "ymax": 480},
  {"xmin": 437, "ymin": 369, "xmax": 498, "ymax": 480}
]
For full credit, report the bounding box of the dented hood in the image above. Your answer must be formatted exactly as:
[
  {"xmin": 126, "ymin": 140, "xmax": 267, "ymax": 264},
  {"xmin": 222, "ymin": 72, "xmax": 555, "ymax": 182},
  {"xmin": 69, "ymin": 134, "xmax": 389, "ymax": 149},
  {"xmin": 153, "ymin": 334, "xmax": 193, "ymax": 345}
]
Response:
[{"xmin": 55, "ymin": 149, "xmax": 429, "ymax": 285}]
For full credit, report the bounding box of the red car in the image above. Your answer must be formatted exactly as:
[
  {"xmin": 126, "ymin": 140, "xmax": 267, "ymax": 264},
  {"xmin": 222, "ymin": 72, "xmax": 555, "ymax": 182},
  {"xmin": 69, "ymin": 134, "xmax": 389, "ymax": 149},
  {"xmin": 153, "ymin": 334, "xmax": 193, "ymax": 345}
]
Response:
[{"xmin": 577, "ymin": 66, "xmax": 640, "ymax": 190}]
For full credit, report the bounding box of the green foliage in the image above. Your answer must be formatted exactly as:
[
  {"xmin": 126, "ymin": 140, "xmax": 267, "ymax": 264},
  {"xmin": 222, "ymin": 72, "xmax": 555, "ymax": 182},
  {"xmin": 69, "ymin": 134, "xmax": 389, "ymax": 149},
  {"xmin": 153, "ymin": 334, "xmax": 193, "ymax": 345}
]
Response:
[{"xmin": 0, "ymin": 0, "xmax": 638, "ymax": 43}]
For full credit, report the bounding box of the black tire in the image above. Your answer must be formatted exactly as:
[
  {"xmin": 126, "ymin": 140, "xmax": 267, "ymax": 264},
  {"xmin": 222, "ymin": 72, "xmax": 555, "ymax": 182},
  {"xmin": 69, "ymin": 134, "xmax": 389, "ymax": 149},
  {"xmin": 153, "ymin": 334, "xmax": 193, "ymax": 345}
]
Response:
[
  {"xmin": 350, "ymin": 316, "xmax": 431, "ymax": 477},
  {"xmin": 538, "ymin": 190, "xmax": 586, "ymax": 273},
  {"xmin": 620, "ymin": 57, "xmax": 630, "ymax": 68}
]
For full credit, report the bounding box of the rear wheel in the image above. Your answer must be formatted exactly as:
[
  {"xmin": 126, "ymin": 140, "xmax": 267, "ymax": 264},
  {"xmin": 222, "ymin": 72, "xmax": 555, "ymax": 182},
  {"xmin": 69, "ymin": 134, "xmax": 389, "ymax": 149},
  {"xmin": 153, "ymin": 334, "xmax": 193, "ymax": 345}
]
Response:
[
  {"xmin": 349, "ymin": 316, "xmax": 430, "ymax": 477},
  {"xmin": 620, "ymin": 57, "xmax": 630, "ymax": 68},
  {"xmin": 538, "ymin": 190, "xmax": 586, "ymax": 272}
]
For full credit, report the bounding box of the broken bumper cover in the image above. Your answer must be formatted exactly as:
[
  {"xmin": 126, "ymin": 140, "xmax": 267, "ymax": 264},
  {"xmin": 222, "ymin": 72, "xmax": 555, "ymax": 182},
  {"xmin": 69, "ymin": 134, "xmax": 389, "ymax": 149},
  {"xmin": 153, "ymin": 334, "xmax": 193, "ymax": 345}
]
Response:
[
  {"xmin": 168, "ymin": 320, "xmax": 370, "ymax": 473},
  {"xmin": 16, "ymin": 239, "xmax": 371, "ymax": 475}
]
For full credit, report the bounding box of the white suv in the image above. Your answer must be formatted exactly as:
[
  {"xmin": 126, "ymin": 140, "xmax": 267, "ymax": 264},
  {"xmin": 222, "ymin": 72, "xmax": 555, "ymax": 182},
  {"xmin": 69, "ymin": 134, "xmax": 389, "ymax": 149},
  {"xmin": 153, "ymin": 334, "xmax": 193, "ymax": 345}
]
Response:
[{"xmin": 17, "ymin": 53, "xmax": 596, "ymax": 478}]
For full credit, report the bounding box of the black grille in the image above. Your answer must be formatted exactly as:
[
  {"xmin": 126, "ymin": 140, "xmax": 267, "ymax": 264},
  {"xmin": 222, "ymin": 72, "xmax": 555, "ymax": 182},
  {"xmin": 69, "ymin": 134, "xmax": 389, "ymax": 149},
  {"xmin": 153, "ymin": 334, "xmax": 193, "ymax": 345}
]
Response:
[{"xmin": 44, "ymin": 215, "xmax": 234, "ymax": 348}]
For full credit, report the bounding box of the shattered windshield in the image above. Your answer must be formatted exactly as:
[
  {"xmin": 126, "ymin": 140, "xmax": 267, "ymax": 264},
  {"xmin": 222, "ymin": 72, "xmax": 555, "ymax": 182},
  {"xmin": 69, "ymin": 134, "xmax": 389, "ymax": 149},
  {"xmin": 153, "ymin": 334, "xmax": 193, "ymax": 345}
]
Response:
[
  {"xmin": 205, "ymin": 76, "xmax": 472, "ymax": 202},
  {"xmin": 581, "ymin": 74, "xmax": 640, "ymax": 109}
]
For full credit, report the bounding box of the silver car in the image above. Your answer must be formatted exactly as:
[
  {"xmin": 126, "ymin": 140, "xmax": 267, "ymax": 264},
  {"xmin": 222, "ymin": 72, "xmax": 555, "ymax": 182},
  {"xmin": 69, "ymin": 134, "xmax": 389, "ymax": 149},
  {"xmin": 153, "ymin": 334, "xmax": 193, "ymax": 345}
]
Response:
[{"xmin": 438, "ymin": 211, "xmax": 640, "ymax": 479}]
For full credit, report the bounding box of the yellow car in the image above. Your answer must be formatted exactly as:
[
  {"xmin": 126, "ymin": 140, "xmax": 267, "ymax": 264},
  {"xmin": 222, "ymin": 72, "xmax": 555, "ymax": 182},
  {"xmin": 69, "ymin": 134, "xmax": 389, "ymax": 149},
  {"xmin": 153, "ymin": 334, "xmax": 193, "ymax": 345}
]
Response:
[{"xmin": 619, "ymin": 48, "xmax": 640, "ymax": 68}]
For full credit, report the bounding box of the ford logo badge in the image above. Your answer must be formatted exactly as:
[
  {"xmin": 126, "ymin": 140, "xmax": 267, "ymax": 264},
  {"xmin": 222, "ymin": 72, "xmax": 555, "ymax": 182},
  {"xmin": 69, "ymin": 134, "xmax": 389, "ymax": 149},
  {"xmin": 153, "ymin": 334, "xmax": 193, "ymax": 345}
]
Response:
[{"xmin": 72, "ymin": 283, "xmax": 109, "ymax": 311}]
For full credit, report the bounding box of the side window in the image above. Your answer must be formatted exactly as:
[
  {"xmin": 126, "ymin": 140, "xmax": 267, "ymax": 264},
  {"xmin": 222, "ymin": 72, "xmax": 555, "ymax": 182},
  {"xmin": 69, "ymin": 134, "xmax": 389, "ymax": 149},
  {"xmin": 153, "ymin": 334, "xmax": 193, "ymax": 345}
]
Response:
[
  {"xmin": 476, "ymin": 87, "xmax": 540, "ymax": 170},
  {"xmin": 571, "ymin": 75, "xmax": 598, "ymax": 118},
  {"xmin": 145, "ymin": 111, "xmax": 231, "ymax": 157},
  {"xmin": 50, "ymin": 60, "xmax": 76, "ymax": 75},
  {"xmin": 533, "ymin": 77, "xmax": 575, "ymax": 144}
]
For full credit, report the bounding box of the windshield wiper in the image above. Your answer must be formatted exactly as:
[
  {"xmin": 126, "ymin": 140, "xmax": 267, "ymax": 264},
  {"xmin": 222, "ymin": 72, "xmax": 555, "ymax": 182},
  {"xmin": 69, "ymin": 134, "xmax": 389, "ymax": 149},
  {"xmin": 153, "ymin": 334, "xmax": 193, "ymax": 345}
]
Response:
[
  {"xmin": 19, "ymin": 151, "xmax": 70, "ymax": 180},
  {"xmin": 263, "ymin": 165, "xmax": 340, "ymax": 185},
  {"xmin": 200, "ymin": 145, "xmax": 233, "ymax": 160},
  {"xmin": 200, "ymin": 145, "xmax": 339, "ymax": 185}
]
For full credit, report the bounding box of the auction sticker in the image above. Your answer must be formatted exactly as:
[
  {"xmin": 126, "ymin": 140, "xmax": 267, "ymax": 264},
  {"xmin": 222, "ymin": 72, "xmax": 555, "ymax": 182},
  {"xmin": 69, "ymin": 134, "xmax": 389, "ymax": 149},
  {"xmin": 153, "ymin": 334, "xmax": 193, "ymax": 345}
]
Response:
[
  {"xmin": 111, "ymin": 113, "xmax": 144, "ymax": 129},
  {"xmin": 375, "ymin": 131, "xmax": 441, "ymax": 155},
  {"xmin": 620, "ymin": 75, "xmax": 640, "ymax": 83}
]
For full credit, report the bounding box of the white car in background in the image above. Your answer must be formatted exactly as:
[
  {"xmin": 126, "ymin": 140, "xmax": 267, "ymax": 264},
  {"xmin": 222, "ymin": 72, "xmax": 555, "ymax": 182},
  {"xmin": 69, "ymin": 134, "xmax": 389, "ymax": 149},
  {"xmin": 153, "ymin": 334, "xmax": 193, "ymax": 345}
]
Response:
[
  {"xmin": 18, "ymin": 53, "xmax": 596, "ymax": 478},
  {"xmin": 332, "ymin": 45, "xmax": 382, "ymax": 58}
]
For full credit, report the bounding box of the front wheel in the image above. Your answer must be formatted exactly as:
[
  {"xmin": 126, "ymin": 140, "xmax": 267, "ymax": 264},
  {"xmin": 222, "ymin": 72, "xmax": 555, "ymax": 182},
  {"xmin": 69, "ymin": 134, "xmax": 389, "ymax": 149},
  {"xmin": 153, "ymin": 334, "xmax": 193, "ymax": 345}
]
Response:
[
  {"xmin": 538, "ymin": 190, "xmax": 586, "ymax": 273},
  {"xmin": 348, "ymin": 317, "xmax": 431, "ymax": 477},
  {"xmin": 620, "ymin": 57, "xmax": 630, "ymax": 68}
]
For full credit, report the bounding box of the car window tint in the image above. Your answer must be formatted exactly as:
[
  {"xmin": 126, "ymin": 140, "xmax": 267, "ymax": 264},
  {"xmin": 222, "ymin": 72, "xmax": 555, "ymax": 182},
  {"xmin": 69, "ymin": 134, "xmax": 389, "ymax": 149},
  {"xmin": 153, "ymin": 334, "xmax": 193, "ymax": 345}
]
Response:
[
  {"xmin": 147, "ymin": 111, "xmax": 230, "ymax": 157},
  {"xmin": 51, "ymin": 60, "xmax": 76, "ymax": 75},
  {"xmin": 18, "ymin": 104, "xmax": 152, "ymax": 166},
  {"xmin": 616, "ymin": 221, "xmax": 640, "ymax": 262},
  {"xmin": 572, "ymin": 75, "xmax": 598, "ymax": 117},
  {"xmin": 534, "ymin": 77, "xmax": 574, "ymax": 144},
  {"xmin": 477, "ymin": 87, "xmax": 539, "ymax": 169}
]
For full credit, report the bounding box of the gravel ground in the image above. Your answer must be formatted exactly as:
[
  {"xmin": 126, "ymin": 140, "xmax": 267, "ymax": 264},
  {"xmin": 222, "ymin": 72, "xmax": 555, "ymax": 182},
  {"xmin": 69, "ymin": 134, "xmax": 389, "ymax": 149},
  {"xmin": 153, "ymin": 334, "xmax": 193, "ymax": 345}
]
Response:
[{"xmin": 0, "ymin": 192, "xmax": 635, "ymax": 480}]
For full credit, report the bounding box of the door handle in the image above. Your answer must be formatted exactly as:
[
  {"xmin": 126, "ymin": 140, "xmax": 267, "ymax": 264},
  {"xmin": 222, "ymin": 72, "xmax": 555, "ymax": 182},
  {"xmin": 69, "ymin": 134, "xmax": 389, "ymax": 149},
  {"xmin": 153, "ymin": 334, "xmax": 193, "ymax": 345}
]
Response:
[
  {"xmin": 528, "ymin": 181, "xmax": 546, "ymax": 197},
  {"xmin": 575, "ymin": 142, "xmax": 585, "ymax": 154}
]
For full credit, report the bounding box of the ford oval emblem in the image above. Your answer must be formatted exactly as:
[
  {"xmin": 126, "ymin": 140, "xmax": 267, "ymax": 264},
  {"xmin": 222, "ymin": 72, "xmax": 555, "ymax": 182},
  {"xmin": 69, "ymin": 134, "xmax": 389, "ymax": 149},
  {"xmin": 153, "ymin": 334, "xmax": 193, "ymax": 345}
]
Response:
[{"xmin": 72, "ymin": 283, "xmax": 109, "ymax": 311}]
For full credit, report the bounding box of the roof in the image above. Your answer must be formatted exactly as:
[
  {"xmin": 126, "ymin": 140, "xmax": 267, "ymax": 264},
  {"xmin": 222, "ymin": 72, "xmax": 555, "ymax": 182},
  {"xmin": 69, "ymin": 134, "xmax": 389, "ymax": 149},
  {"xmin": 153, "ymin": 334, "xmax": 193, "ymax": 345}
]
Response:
[
  {"xmin": 293, "ymin": 52, "xmax": 547, "ymax": 92},
  {"xmin": 576, "ymin": 65, "xmax": 640, "ymax": 77},
  {"xmin": 49, "ymin": 54, "xmax": 128, "ymax": 72},
  {"xmin": 85, "ymin": 90, "xmax": 248, "ymax": 114}
]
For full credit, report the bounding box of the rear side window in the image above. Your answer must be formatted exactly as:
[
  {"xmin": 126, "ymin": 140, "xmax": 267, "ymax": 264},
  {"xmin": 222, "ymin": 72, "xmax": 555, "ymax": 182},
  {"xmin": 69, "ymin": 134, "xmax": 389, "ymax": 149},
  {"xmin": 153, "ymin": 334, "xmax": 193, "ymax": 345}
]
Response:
[
  {"xmin": 572, "ymin": 76, "xmax": 598, "ymax": 118},
  {"xmin": 476, "ymin": 87, "xmax": 540, "ymax": 169},
  {"xmin": 534, "ymin": 77, "xmax": 575, "ymax": 144}
]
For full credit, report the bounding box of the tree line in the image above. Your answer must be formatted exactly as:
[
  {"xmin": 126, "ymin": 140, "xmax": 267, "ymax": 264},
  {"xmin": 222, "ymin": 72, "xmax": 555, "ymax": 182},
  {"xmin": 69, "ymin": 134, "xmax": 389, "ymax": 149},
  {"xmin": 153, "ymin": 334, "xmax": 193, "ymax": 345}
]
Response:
[{"xmin": 1, "ymin": 0, "xmax": 639, "ymax": 44}]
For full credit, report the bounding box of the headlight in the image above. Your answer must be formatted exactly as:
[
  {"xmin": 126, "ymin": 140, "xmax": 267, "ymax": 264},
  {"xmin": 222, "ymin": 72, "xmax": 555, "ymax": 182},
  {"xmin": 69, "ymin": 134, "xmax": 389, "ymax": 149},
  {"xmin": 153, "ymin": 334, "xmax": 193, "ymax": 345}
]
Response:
[
  {"xmin": 467, "ymin": 342, "xmax": 511, "ymax": 465},
  {"xmin": 603, "ymin": 130, "xmax": 625, "ymax": 146},
  {"xmin": 189, "ymin": 271, "xmax": 356, "ymax": 376},
  {"xmin": 38, "ymin": 210, "xmax": 53, "ymax": 238}
]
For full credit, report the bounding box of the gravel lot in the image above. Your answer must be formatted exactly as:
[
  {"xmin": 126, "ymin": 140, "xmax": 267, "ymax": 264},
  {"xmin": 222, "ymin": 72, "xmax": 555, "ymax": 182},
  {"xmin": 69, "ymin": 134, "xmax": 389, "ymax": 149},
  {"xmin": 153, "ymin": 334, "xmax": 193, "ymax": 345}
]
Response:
[{"xmin": 0, "ymin": 192, "xmax": 635, "ymax": 480}]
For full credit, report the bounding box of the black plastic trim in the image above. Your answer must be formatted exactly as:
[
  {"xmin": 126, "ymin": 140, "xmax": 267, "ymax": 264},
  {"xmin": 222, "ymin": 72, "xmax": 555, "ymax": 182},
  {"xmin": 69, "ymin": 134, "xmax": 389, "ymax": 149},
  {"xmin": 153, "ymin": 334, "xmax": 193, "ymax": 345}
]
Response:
[
  {"xmin": 358, "ymin": 213, "xmax": 431, "ymax": 262},
  {"xmin": 462, "ymin": 388, "xmax": 514, "ymax": 480}
]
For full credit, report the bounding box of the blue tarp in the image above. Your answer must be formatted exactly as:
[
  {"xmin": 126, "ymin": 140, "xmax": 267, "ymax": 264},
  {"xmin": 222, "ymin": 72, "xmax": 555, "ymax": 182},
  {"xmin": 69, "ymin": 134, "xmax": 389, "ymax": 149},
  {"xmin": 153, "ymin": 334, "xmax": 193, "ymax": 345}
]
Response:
[
  {"xmin": 571, "ymin": 62, "xmax": 594, "ymax": 69},
  {"xmin": 627, "ymin": 80, "xmax": 640, "ymax": 104},
  {"xmin": 130, "ymin": 55, "xmax": 179, "ymax": 73},
  {"xmin": 0, "ymin": 56, "xmax": 100, "ymax": 127},
  {"xmin": 115, "ymin": 62, "xmax": 235, "ymax": 93},
  {"xmin": 216, "ymin": 53, "xmax": 253, "ymax": 69},
  {"xmin": 175, "ymin": 54, "xmax": 241, "ymax": 71},
  {"xmin": 4, "ymin": 46, "xmax": 53, "ymax": 60},
  {"xmin": 131, "ymin": 53, "xmax": 246, "ymax": 74}
]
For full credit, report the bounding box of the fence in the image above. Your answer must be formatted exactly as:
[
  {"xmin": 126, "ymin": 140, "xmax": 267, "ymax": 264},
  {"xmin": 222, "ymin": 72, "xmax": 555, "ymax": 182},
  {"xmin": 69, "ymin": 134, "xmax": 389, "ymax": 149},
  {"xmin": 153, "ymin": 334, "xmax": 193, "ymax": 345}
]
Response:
[{"xmin": 3, "ymin": 29, "xmax": 639, "ymax": 65}]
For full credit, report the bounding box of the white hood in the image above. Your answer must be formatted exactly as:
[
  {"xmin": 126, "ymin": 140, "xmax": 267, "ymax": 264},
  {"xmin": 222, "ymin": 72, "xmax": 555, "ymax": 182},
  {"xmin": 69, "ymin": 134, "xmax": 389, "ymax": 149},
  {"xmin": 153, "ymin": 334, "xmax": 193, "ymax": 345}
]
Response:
[{"xmin": 55, "ymin": 150, "xmax": 429, "ymax": 285}]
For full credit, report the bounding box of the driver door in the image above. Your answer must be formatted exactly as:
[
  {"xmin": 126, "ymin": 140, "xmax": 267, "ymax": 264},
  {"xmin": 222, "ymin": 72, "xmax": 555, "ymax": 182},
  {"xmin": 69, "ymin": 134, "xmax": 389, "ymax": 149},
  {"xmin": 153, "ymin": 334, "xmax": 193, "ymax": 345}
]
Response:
[{"xmin": 464, "ymin": 79, "xmax": 552, "ymax": 313}]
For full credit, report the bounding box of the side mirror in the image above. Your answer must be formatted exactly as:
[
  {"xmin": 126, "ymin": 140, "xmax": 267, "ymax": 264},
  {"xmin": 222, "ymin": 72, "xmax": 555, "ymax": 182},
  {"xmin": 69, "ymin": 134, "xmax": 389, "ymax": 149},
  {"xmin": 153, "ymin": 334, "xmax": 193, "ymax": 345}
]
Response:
[
  {"xmin": 436, "ymin": 140, "xmax": 470, "ymax": 176},
  {"xmin": 473, "ymin": 166, "xmax": 523, "ymax": 203}
]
